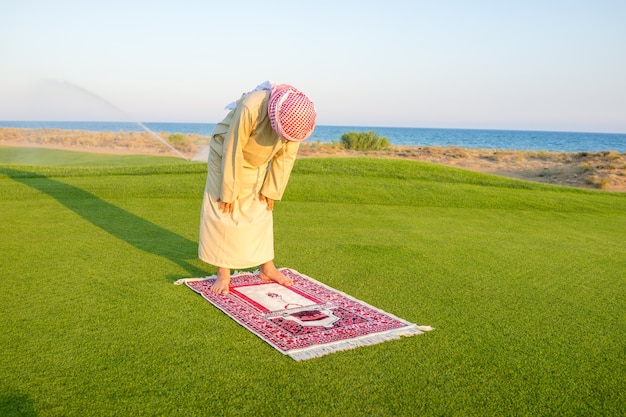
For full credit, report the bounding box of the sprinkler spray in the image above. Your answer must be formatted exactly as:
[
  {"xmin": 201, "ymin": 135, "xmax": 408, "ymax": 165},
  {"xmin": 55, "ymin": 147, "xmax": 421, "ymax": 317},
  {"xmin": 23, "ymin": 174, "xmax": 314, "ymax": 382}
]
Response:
[{"xmin": 49, "ymin": 80, "xmax": 191, "ymax": 161}]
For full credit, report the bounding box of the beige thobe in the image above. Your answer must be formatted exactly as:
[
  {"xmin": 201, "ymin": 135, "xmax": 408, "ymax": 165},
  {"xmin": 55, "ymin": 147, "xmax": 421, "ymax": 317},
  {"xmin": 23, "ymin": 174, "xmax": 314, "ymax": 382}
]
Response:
[{"xmin": 198, "ymin": 90, "xmax": 300, "ymax": 269}]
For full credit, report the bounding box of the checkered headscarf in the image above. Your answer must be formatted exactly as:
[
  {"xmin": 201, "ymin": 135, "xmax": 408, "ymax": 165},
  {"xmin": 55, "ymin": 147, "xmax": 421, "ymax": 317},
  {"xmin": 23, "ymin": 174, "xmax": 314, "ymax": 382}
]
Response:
[{"xmin": 267, "ymin": 84, "xmax": 317, "ymax": 142}]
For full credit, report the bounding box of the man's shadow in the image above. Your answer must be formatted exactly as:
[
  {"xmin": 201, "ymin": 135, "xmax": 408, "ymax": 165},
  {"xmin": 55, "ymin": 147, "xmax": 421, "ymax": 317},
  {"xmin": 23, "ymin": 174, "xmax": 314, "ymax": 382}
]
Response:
[{"xmin": 3, "ymin": 168, "xmax": 209, "ymax": 281}]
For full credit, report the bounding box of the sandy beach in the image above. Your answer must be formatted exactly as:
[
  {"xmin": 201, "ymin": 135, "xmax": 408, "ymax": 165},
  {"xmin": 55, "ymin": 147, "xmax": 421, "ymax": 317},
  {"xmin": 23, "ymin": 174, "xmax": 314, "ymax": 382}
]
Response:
[{"xmin": 1, "ymin": 128, "xmax": 624, "ymax": 192}]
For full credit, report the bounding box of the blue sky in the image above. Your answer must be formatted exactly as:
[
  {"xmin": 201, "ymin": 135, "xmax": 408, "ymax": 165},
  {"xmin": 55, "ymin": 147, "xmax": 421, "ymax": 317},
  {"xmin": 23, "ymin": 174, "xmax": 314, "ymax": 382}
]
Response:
[{"xmin": 1, "ymin": 0, "xmax": 625, "ymax": 133}]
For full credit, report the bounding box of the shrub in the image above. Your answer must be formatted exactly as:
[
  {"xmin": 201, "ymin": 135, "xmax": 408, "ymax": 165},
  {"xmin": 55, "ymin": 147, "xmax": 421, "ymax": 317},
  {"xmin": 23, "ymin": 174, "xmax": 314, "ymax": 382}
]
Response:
[
  {"xmin": 586, "ymin": 174, "xmax": 611, "ymax": 189},
  {"xmin": 168, "ymin": 133, "xmax": 187, "ymax": 144},
  {"xmin": 576, "ymin": 163, "xmax": 594, "ymax": 173},
  {"xmin": 168, "ymin": 133, "xmax": 194, "ymax": 152},
  {"xmin": 339, "ymin": 131, "xmax": 392, "ymax": 151},
  {"xmin": 603, "ymin": 150, "xmax": 622, "ymax": 161}
]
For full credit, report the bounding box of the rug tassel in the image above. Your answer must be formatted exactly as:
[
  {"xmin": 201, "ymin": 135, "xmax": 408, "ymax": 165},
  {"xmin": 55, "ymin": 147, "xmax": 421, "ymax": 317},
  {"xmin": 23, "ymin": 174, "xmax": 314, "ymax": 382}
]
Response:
[
  {"xmin": 287, "ymin": 325, "xmax": 433, "ymax": 361},
  {"xmin": 173, "ymin": 277, "xmax": 212, "ymax": 285}
]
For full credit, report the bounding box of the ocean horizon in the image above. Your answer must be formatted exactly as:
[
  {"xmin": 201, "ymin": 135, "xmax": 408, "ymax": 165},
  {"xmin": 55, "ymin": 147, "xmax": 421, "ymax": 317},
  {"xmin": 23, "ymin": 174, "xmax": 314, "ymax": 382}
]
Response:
[{"xmin": 1, "ymin": 120, "xmax": 624, "ymax": 153}]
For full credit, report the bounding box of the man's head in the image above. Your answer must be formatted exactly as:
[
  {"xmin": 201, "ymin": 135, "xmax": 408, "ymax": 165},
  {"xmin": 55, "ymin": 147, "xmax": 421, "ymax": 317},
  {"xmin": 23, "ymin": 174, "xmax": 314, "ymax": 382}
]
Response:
[{"xmin": 268, "ymin": 84, "xmax": 317, "ymax": 142}]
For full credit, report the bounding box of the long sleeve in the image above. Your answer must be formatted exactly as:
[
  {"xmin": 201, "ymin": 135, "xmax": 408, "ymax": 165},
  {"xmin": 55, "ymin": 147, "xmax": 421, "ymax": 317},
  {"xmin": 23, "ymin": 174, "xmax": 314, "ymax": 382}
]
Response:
[
  {"xmin": 220, "ymin": 103, "xmax": 255, "ymax": 203},
  {"xmin": 260, "ymin": 141, "xmax": 300, "ymax": 200}
]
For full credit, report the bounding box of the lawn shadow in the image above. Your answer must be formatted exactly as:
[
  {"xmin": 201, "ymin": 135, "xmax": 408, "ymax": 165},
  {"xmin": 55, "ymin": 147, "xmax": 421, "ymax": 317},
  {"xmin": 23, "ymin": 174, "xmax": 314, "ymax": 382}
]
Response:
[
  {"xmin": 3, "ymin": 168, "xmax": 210, "ymax": 281},
  {"xmin": 0, "ymin": 389, "xmax": 38, "ymax": 417}
]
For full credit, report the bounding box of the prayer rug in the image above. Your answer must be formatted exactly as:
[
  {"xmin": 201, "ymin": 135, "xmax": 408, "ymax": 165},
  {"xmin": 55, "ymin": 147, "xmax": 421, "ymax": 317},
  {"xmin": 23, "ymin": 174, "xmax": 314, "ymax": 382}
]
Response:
[{"xmin": 175, "ymin": 268, "xmax": 432, "ymax": 361}]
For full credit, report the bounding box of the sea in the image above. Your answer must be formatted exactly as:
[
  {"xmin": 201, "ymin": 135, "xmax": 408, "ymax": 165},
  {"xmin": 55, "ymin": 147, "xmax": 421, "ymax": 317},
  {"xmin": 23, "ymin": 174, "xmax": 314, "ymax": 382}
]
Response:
[{"xmin": 1, "ymin": 121, "xmax": 624, "ymax": 153}]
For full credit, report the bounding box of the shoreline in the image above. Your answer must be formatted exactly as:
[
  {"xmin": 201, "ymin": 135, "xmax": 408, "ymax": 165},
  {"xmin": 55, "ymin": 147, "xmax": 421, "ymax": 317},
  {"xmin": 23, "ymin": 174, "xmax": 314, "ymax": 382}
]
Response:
[{"xmin": 1, "ymin": 128, "xmax": 624, "ymax": 192}]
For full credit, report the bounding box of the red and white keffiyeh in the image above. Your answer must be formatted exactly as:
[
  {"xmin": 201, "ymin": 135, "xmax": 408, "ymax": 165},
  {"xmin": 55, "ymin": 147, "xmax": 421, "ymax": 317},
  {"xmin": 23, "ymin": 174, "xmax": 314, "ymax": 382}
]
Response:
[
  {"xmin": 224, "ymin": 81, "xmax": 317, "ymax": 142},
  {"xmin": 267, "ymin": 84, "xmax": 317, "ymax": 142}
]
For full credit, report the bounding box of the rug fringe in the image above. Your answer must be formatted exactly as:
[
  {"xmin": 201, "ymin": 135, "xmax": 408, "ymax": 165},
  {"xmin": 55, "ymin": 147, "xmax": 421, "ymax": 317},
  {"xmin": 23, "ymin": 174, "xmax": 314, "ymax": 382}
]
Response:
[
  {"xmin": 173, "ymin": 277, "xmax": 211, "ymax": 285},
  {"xmin": 288, "ymin": 325, "xmax": 433, "ymax": 361},
  {"xmin": 417, "ymin": 325, "xmax": 435, "ymax": 332}
]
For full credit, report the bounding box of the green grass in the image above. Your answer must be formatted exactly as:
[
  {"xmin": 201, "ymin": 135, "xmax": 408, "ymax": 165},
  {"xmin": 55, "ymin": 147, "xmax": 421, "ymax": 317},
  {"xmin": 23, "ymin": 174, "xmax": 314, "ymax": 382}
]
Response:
[
  {"xmin": 0, "ymin": 145, "xmax": 187, "ymax": 166},
  {"xmin": 1, "ymin": 148, "xmax": 625, "ymax": 416}
]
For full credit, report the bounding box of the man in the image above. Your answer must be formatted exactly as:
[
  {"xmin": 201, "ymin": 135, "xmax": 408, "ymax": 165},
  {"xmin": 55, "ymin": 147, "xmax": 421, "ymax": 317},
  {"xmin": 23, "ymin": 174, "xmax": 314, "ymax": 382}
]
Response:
[{"xmin": 198, "ymin": 82, "xmax": 316, "ymax": 295}]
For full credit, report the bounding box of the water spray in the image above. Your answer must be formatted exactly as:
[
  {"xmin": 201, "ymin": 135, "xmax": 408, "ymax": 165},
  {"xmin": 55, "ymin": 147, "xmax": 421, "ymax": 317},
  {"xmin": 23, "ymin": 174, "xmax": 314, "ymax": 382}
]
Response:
[{"xmin": 50, "ymin": 80, "xmax": 191, "ymax": 161}]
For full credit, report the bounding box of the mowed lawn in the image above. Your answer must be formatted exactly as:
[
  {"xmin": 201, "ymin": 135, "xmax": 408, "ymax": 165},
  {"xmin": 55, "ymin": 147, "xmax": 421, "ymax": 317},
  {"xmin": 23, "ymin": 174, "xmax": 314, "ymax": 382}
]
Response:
[{"xmin": 1, "ymin": 147, "xmax": 625, "ymax": 416}]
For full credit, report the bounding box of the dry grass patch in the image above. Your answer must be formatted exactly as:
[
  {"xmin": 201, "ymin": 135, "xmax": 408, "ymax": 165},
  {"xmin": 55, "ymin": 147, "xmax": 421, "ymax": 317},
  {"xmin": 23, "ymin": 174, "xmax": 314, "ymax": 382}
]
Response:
[{"xmin": 0, "ymin": 127, "xmax": 209, "ymax": 159}]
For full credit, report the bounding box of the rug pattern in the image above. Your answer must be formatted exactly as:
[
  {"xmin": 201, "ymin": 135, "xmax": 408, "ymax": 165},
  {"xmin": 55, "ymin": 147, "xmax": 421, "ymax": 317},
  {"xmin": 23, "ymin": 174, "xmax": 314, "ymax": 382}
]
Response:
[{"xmin": 178, "ymin": 268, "xmax": 431, "ymax": 360}]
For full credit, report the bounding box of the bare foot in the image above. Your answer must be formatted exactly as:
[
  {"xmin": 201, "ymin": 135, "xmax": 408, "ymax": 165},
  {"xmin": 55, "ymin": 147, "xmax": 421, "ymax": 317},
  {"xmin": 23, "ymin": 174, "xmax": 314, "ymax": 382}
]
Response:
[
  {"xmin": 259, "ymin": 261, "xmax": 293, "ymax": 286},
  {"xmin": 210, "ymin": 268, "xmax": 231, "ymax": 295}
]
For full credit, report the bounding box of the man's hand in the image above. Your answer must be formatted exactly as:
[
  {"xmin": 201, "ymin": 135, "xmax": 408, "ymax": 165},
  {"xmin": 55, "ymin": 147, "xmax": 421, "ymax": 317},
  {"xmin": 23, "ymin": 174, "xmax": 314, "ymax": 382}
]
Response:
[
  {"xmin": 216, "ymin": 198, "xmax": 234, "ymax": 214},
  {"xmin": 259, "ymin": 194, "xmax": 274, "ymax": 211}
]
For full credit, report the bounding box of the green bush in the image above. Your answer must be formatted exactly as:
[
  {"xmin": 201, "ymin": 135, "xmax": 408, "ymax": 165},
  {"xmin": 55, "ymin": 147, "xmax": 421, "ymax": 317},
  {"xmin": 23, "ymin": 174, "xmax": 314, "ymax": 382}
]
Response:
[
  {"xmin": 339, "ymin": 130, "xmax": 392, "ymax": 151},
  {"xmin": 167, "ymin": 133, "xmax": 193, "ymax": 152},
  {"xmin": 168, "ymin": 133, "xmax": 188, "ymax": 144}
]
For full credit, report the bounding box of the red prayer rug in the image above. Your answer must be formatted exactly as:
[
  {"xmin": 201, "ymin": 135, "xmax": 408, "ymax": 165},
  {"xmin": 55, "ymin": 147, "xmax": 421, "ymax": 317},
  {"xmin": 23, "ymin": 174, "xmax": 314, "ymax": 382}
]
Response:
[{"xmin": 175, "ymin": 268, "xmax": 432, "ymax": 361}]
